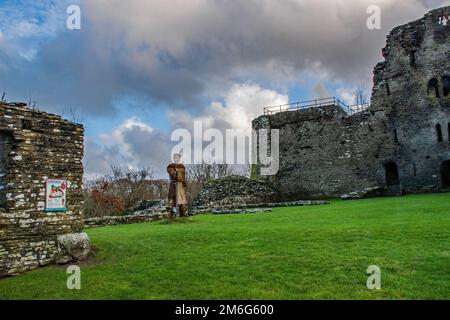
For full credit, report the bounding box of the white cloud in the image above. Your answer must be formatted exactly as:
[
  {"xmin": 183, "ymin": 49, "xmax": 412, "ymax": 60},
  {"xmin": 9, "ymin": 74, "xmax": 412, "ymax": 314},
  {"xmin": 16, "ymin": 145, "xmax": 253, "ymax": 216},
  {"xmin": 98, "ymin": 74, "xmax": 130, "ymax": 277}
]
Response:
[
  {"xmin": 99, "ymin": 117, "xmax": 154, "ymax": 165},
  {"xmin": 85, "ymin": 0, "xmax": 450, "ymax": 88},
  {"xmin": 100, "ymin": 117, "xmax": 153, "ymax": 144},
  {"xmin": 0, "ymin": 1, "xmax": 71, "ymax": 66},
  {"xmin": 337, "ymin": 88, "xmax": 357, "ymax": 105},
  {"xmin": 0, "ymin": 1, "xmax": 69, "ymax": 39},
  {"xmin": 168, "ymin": 82, "xmax": 288, "ymax": 165},
  {"xmin": 86, "ymin": 117, "xmax": 172, "ymax": 178},
  {"xmin": 4, "ymin": 0, "xmax": 449, "ymax": 177},
  {"xmin": 2, "ymin": 0, "xmax": 447, "ymax": 115},
  {"xmin": 9, "ymin": 20, "xmax": 40, "ymax": 38},
  {"xmin": 85, "ymin": 83, "xmax": 287, "ymax": 177},
  {"xmin": 170, "ymin": 82, "xmax": 288, "ymax": 132}
]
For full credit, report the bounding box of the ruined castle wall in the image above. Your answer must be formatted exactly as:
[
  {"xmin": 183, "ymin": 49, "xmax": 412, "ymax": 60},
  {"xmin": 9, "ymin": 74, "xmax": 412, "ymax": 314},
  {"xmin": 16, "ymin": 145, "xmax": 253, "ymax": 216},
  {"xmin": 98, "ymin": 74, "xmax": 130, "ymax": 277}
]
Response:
[
  {"xmin": 255, "ymin": 106, "xmax": 388, "ymax": 199},
  {"xmin": 253, "ymin": 6, "xmax": 450, "ymax": 199},
  {"xmin": 372, "ymin": 6, "xmax": 450, "ymax": 193},
  {"xmin": 0, "ymin": 103, "xmax": 84, "ymax": 276}
]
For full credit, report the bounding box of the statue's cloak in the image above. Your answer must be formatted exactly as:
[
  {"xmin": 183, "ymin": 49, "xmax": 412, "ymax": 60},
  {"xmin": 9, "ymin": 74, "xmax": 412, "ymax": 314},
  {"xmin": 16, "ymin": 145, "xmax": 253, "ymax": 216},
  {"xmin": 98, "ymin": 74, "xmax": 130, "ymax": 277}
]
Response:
[{"xmin": 167, "ymin": 163, "xmax": 187, "ymax": 205}]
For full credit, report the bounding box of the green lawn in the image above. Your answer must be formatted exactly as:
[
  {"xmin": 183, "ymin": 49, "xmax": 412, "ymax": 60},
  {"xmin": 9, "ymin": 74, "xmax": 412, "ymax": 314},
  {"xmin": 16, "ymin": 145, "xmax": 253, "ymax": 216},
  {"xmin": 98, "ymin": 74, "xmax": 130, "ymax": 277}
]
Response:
[{"xmin": 1, "ymin": 193, "xmax": 449, "ymax": 300}]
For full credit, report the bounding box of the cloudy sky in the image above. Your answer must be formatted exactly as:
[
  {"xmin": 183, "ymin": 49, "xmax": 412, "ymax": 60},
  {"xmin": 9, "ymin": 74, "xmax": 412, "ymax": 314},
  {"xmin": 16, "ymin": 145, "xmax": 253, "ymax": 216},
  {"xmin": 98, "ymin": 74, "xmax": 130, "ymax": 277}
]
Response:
[{"xmin": 0, "ymin": 0, "xmax": 448, "ymax": 178}]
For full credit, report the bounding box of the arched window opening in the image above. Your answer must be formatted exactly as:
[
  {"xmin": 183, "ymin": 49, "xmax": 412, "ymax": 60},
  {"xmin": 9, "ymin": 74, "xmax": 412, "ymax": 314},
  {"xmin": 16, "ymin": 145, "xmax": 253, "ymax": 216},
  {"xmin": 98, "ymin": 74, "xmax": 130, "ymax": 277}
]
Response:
[
  {"xmin": 443, "ymin": 76, "xmax": 450, "ymax": 97},
  {"xmin": 448, "ymin": 122, "xmax": 450, "ymax": 142},
  {"xmin": 436, "ymin": 124, "xmax": 443, "ymax": 142},
  {"xmin": 409, "ymin": 51, "xmax": 416, "ymax": 67},
  {"xmin": 427, "ymin": 78, "xmax": 440, "ymax": 98},
  {"xmin": 385, "ymin": 161, "xmax": 400, "ymax": 186},
  {"xmin": 441, "ymin": 160, "xmax": 450, "ymax": 188}
]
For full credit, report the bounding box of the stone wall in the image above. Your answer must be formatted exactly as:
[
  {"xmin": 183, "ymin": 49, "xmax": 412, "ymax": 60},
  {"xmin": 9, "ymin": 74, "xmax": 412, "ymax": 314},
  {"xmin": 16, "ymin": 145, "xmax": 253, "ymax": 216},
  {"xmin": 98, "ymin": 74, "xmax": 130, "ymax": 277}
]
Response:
[
  {"xmin": 253, "ymin": 6, "xmax": 450, "ymax": 200},
  {"xmin": 255, "ymin": 106, "xmax": 385, "ymax": 199},
  {"xmin": 0, "ymin": 133, "xmax": 11, "ymax": 207},
  {"xmin": 84, "ymin": 212, "xmax": 169, "ymax": 228},
  {"xmin": 370, "ymin": 6, "xmax": 450, "ymax": 193},
  {"xmin": 0, "ymin": 102, "xmax": 85, "ymax": 276},
  {"xmin": 193, "ymin": 175, "xmax": 280, "ymax": 209}
]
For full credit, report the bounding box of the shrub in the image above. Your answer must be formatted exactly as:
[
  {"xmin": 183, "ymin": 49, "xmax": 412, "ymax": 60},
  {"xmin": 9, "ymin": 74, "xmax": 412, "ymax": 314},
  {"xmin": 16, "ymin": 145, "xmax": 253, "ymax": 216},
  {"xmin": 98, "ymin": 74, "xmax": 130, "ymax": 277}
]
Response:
[{"xmin": 83, "ymin": 166, "xmax": 168, "ymax": 218}]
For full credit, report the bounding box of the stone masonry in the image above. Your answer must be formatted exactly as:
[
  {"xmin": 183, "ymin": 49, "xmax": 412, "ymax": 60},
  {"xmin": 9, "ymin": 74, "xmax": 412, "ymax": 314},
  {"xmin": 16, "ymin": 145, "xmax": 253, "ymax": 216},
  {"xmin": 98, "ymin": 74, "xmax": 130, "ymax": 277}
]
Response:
[
  {"xmin": 253, "ymin": 7, "xmax": 450, "ymax": 200},
  {"xmin": 0, "ymin": 102, "xmax": 85, "ymax": 276},
  {"xmin": 193, "ymin": 175, "xmax": 280, "ymax": 208}
]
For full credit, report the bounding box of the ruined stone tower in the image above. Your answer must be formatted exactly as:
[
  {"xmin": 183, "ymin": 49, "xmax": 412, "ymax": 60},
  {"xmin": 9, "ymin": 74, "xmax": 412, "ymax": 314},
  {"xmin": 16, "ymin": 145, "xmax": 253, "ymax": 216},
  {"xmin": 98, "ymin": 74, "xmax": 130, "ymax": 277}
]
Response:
[
  {"xmin": 0, "ymin": 102, "xmax": 85, "ymax": 276},
  {"xmin": 253, "ymin": 6, "xmax": 450, "ymax": 200}
]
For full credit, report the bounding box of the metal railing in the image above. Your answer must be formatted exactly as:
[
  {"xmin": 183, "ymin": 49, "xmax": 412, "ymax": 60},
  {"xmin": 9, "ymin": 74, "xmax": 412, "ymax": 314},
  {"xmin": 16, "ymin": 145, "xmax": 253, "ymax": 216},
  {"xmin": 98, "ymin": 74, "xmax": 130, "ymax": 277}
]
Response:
[{"xmin": 263, "ymin": 96, "xmax": 369, "ymax": 116}]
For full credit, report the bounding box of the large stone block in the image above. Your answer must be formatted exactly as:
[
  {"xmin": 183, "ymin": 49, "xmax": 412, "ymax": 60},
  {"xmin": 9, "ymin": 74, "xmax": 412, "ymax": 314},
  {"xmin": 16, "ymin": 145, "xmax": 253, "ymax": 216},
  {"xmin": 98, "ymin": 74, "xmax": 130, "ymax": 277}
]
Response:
[{"xmin": 57, "ymin": 233, "xmax": 91, "ymax": 263}]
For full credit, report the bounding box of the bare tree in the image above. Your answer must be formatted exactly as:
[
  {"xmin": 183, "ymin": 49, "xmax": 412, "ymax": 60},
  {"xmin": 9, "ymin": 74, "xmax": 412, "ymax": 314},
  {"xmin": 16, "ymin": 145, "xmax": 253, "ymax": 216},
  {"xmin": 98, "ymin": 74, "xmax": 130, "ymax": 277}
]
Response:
[
  {"xmin": 83, "ymin": 165, "xmax": 163, "ymax": 217},
  {"xmin": 185, "ymin": 161, "xmax": 233, "ymax": 185},
  {"xmin": 105, "ymin": 165, "xmax": 155, "ymax": 209},
  {"xmin": 354, "ymin": 83, "xmax": 369, "ymax": 106},
  {"xmin": 68, "ymin": 105, "xmax": 84, "ymax": 124},
  {"xmin": 58, "ymin": 105, "xmax": 84, "ymax": 124},
  {"xmin": 1, "ymin": 92, "xmax": 5, "ymax": 102},
  {"xmin": 150, "ymin": 179, "xmax": 170, "ymax": 200}
]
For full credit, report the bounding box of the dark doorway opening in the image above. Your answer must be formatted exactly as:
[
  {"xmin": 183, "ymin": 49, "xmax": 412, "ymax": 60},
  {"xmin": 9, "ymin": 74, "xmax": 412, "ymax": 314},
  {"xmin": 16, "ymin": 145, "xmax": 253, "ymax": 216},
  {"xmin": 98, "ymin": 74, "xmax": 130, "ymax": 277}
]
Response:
[
  {"xmin": 409, "ymin": 51, "xmax": 416, "ymax": 67},
  {"xmin": 441, "ymin": 160, "xmax": 450, "ymax": 188},
  {"xmin": 448, "ymin": 122, "xmax": 450, "ymax": 142},
  {"xmin": 443, "ymin": 76, "xmax": 450, "ymax": 97},
  {"xmin": 436, "ymin": 123, "xmax": 443, "ymax": 142},
  {"xmin": 427, "ymin": 78, "xmax": 440, "ymax": 98},
  {"xmin": 385, "ymin": 161, "xmax": 400, "ymax": 186}
]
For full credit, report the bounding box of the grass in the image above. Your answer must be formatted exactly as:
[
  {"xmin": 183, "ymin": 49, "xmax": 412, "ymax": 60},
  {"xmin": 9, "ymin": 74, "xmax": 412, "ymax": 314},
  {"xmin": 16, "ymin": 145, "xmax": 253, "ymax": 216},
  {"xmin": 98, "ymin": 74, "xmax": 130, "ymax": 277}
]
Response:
[{"xmin": 0, "ymin": 193, "xmax": 449, "ymax": 300}]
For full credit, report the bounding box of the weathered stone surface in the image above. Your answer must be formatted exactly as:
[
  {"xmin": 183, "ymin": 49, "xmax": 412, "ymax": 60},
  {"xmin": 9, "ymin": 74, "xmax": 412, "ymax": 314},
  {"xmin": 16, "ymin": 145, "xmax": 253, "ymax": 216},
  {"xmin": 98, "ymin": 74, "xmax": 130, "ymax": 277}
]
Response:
[
  {"xmin": 253, "ymin": 6, "xmax": 450, "ymax": 200},
  {"xmin": 193, "ymin": 200, "xmax": 328, "ymax": 214},
  {"xmin": 192, "ymin": 175, "xmax": 280, "ymax": 208},
  {"xmin": 57, "ymin": 233, "xmax": 91, "ymax": 263},
  {"xmin": 85, "ymin": 199, "xmax": 328, "ymax": 225},
  {"xmin": 130, "ymin": 199, "xmax": 166, "ymax": 215},
  {"xmin": 84, "ymin": 199, "xmax": 172, "ymax": 228},
  {"xmin": 341, "ymin": 187, "xmax": 384, "ymax": 200},
  {"xmin": 0, "ymin": 102, "xmax": 84, "ymax": 277},
  {"xmin": 84, "ymin": 212, "xmax": 169, "ymax": 228}
]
